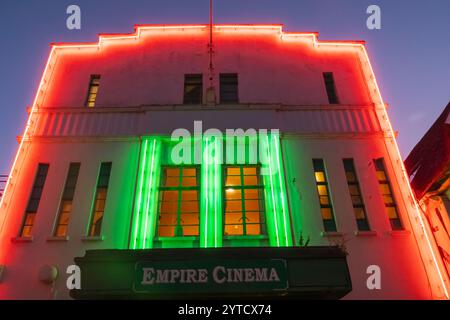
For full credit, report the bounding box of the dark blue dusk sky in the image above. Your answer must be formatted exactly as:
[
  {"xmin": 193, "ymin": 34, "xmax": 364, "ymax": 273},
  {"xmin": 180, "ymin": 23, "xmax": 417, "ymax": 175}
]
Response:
[{"xmin": 0, "ymin": 0, "xmax": 449, "ymax": 174}]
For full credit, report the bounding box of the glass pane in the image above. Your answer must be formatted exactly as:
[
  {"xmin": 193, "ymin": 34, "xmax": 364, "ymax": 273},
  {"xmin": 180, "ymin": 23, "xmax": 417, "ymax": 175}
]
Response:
[
  {"xmin": 181, "ymin": 177, "xmax": 197, "ymax": 187},
  {"xmin": 92, "ymin": 211, "xmax": 103, "ymax": 224},
  {"xmin": 376, "ymin": 171, "xmax": 387, "ymax": 181},
  {"xmin": 225, "ymin": 212, "xmax": 242, "ymax": 224},
  {"xmin": 21, "ymin": 226, "xmax": 32, "ymax": 237},
  {"xmin": 383, "ymin": 195, "xmax": 394, "ymax": 204},
  {"xmin": 354, "ymin": 207, "xmax": 366, "ymax": 220},
  {"xmin": 245, "ymin": 200, "xmax": 260, "ymax": 212},
  {"xmin": 319, "ymin": 195, "xmax": 330, "ymax": 206},
  {"xmin": 243, "ymin": 176, "xmax": 258, "ymax": 186},
  {"xmin": 94, "ymin": 199, "xmax": 105, "ymax": 211},
  {"xmin": 225, "ymin": 200, "xmax": 242, "ymax": 213},
  {"xmin": 181, "ymin": 213, "xmax": 199, "ymax": 225},
  {"xmin": 158, "ymin": 213, "xmax": 177, "ymax": 225},
  {"xmin": 315, "ymin": 172, "xmax": 326, "ymax": 183},
  {"xmin": 379, "ymin": 183, "xmax": 391, "ymax": 195},
  {"xmin": 226, "ymin": 176, "xmax": 241, "ymax": 186},
  {"xmin": 246, "ymin": 211, "xmax": 261, "ymax": 223},
  {"xmin": 159, "ymin": 201, "xmax": 178, "ymax": 213},
  {"xmin": 348, "ymin": 185, "xmax": 360, "ymax": 196},
  {"xmin": 24, "ymin": 213, "xmax": 35, "ymax": 226},
  {"xmin": 182, "ymin": 168, "xmax": 196, "ymax": 177},
  {"xmin": 345, "ymin": 172, "xmax": 356, "ymax": 182},
  {"xmin": 182, "ymin": 225, "xmax": 199, "ymax": 236},
  {"xmin": 246, "ymin": 224, "xmax": 261, "ymax": 235},
  {"xmin": 158, "ymin": 226, "xmax": 175, "ymax": 237},
  {"xmin": 181, "ymin": 190, "xmax": 197, "ymax": 201},
  {"xmin": 161, "ymin": 190, "xmax": 178, "ymax": 202},
  {"xmin": 224, "ymin": 224, "xmax": 243, "ymax": 236},
  {"xmin": 243, "ymin": 167, "xmax": 257, "ymax": 175},
  {"xmin": 55, "ymin": 225, "xmax": 68, "ymax": 237},
  {"xmin": 180, "ymin": 201, "xmax": 199, "ymax": 213},
  {"xmin": 225, "ymin": 188, "xmax": 241, "ymax": 200},
  {"xmin": 387, "ymin": 206, "xmax": 399, "ymax": 219},
  {"xmin": 96, "ymin": 188, "xmax": 107, "ymax": 200},
  {"xmin": 351, "ymin": 196, "xmax": 363, "ymax": 206},
  {"xmin": 227, "ymin": 167, "xmax": 241, "ymax": 175},
  {"xmin": 166, "ymin": 168, "xmax": 180, "ymax": 177},
  {"xmin": 321, "ymin": 207, "xmax": 333, "ymax": 220},
  {"xmin": 58, "ymin": 211, "xmax": 71, "ymax": 225},
  {"xmin": 317, "ymin": 185, "xmax": 328, "ymax": 196},
  {"xmin": 164, "ymin": 177, "xmax": 179, "ymax": 187},
  {"xmin": 244, "ymin": 189, "xmax": 259, "ymax": 200}
]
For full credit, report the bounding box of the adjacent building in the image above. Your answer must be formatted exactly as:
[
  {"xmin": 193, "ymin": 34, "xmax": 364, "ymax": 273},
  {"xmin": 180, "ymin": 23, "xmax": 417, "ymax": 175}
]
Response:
[
  {"xmin": 405, "ymin": 102, "xmax": 450, "ymax": 282},
  {"xmin": 0, "ymin": 24, "xmax": 448, "ymax": 299}
]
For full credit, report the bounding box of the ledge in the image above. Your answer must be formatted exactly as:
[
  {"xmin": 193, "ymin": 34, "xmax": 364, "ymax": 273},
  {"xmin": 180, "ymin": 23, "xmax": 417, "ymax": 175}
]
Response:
[
  {"xmin": 47, "ymin": 236, "xmax": 69, "ymax": 242},
  {"xmin": 81, "ymin": 235, "xmax": 105, "ymax": 242},
  {"xmin": 223, "ymin": 235, "xmax": 269, "ymax": 240},
  {"xmin": 354, "ymin": 231, "xmax": 378, "ymax": 237},
  {"xmin": 11, "ymin": 236, "xmax": 33, "ymax": 243},
  {"xmin": 320, "ymin": 231, "xmax": 343, "ymax": 237},
  {"xmin": 388, "ymin": 230, "xmax": 411, "ymax": 238},
  {"xmin": 154, "ymin": 236, "xmax": 198, "ymax": 241}
]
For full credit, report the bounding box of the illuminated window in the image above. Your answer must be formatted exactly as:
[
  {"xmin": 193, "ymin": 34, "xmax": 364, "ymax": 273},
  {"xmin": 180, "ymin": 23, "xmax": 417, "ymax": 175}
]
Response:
[
  {"xmin": 323, "ymin": 72, "xmax": 339, "ymax": 104},
  {"xmin": 183, "ymin": 74, "xmax": 203, "ymax": 104},
  {"xmin": 20, "ymin": 164, "xmax": 49, "ymax": 237},
  {"xmin": 374, "ymin": 158, "xmax": 403, "ymax": 230},
  {"xmin": 224, "ymin": 166, "xmax": 266, "ymax": 236},
  {"xmin": 157, "ymin": 167, "xmax": 200, "ymax": 237},
  {"xmin": 343, "ymin": 159, "xmax": 370, "ymax": 231},
  {"xmin": 53, "ymin": 163, "xmax": 80, "ymax": 237},
  {"xmin": 220, "ymin": 73, "xmax": 239, "ymax": 104},
  {"xmin": 86, "ymin": 75, "xmax": 101, "ymax": 108},
  {"xmin": 313, "ymin": 159, "xmax": 337, "ymax": 232},
  {"xmin": 88, "ymin": 162, "xmax": 111, "ymax": 237}
]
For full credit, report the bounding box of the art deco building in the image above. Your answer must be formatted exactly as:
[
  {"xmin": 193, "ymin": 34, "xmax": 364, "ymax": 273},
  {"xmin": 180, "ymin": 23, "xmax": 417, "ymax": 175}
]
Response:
[{"xmin": 0, "ymin": 24, "xmax": 448, "ymax": 299}]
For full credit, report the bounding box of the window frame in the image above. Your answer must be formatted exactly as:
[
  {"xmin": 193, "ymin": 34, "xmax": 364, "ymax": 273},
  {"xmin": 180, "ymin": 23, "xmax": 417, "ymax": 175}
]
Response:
[
  {"xmin": 374, "ymin": 158, "xmax": 403, "ymax": 230},
  {"xmin": 85, "ymin": 75, "xmax": 101, "ymax": 108},
  {"xmin": 313, "ymin": 159, "xmax": 337, "ymax": 232},
  {"xmin": 183, "ymin": 74, "xmax": 203, "ymax": 105},
  {"xmin": 87, "ymin": 162, "xmax": 112, "ymax": 237},
  {"xmin": 19, "ymin": 163, "xmax": 50, "ymax": 238},
  {"xmin": 52, "ymin": 163, "xmax": 81, "ymax": 237},
  {"xmin": 156, "ymin": 165, "xmax": 201, "ymax": 238},
  {"xmin": 222, "ymin": 164, "xmax": 266, "ymax": 237},
  {"xmin": 343, "ymin": 159, "xmax": 370, "ymax": 231},
  {"xmin": 323, "ymin": 72, "xmax": 339, "ymax": 104},
  {"xmin": 219, "ymin": 73, "xmax": 239, "ymax": 104}
]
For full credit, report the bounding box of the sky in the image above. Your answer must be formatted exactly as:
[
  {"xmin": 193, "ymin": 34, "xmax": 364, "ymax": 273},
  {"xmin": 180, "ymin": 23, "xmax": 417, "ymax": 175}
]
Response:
[{"xmin": 0, "ymin": 0, "xmax": 449, "ymax": 174}]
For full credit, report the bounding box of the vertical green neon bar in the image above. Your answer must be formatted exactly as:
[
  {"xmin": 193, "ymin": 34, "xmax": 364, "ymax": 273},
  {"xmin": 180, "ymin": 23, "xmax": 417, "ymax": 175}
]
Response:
[
  {"xmin": 261, "ymin": 132, "xmax": 292, "ymax": 247},
  {"xmin": 200, "ymin": 135, "xmax": 222, "ymax": 248},
  {"xmin": 130, "ymin": 137, "xmax": 162, "ymax": 249}
]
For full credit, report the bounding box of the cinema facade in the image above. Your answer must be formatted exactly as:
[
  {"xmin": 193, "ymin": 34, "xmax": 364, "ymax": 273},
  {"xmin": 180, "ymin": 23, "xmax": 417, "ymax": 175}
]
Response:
[{"xmin": 0, "ymin": 24, "xmax": 448, "ymax": 300}]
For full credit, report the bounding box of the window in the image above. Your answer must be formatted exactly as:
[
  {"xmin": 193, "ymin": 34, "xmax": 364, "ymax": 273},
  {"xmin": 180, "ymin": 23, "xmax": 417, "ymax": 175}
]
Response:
[
  {"xmin": 20, "ymin": 164, "xmax": 49, "ymax": 237},
  {"xmin": 220, "ymin": 73, "xmax": 239, "ymax": 104},
  {"xmin": 323, "ymin": 72, "xmax": 339, "ymax": 104},
  {"xmin": 343, "ymin": 159, "xmax": 370, "ymax": 231},
  {"xmin": 374, "ymin": 158, "xmax": 403, "ymax": 230},
  {"xmin": 224, "ymin": 166, "xmax": 265, "ymax": 236},
  {"xmin": 86, "ymin": 75, "xmax": 101, "ymax": 108},
  {"xmin": 53, "ymin": 163, "xmax": 80, "ymax": 237},
  {"xmin": 183, "ymin": 74, "xmax": 203, "ymax": 104},
  {"xmin": 157, "ymin": 167, "xmax": 200, "ymax": 237},
  {"xmin": 313, "ymin": 159, "xmax": 337, "ymax": 232},
  {"xmin": 88, "ymin": 162, "xmax": 112, "ymax": 237}
]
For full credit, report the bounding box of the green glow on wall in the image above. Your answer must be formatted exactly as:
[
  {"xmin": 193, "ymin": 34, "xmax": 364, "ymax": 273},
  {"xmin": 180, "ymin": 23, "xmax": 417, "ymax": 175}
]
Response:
[
  {"xmin": 200, "ymin": 135, "xmax": 223, "ymax": 248},
  {"xmin": 130, "ymin": 137, "xmax": 162, "ymax": 249},
  {"xmin": 129, "ymin": 133, "xmax": 292, "ymax": 249},
  {"xmin": 261, "ymin": 132, "xmax": 292, "ymax": 247}
]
